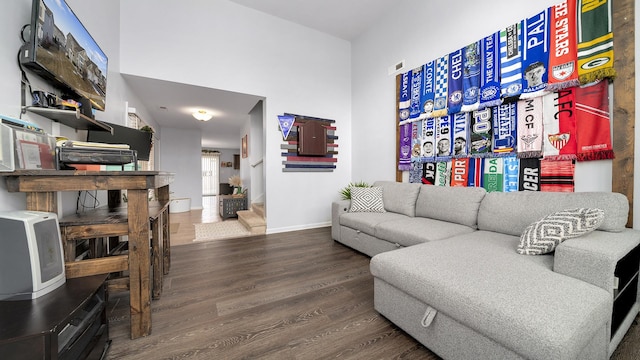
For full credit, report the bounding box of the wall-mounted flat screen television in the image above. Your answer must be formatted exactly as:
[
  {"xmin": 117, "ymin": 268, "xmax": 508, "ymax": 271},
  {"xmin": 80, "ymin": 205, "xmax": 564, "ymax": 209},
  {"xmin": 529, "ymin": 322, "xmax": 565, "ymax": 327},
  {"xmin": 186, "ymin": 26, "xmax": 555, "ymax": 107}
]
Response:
[
  {"xmin": 87, "ymin": 121, "xmax": 153, "ymax": 161},
  {"xmin": 20, "ymin": 0, "xmax": 108, "ymax": 111}
]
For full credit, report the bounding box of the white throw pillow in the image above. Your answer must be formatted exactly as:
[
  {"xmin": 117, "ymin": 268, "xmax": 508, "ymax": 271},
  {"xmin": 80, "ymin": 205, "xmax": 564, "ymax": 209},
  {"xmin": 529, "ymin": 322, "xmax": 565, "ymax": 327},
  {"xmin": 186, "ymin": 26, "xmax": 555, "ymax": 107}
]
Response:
[
  {"xmin": 349, "ymin": 186, "xmax": 386, "ymax": 213},
  {"xmin": 517, "ymin": 208, "xmax": 605, "ymax": 255}
]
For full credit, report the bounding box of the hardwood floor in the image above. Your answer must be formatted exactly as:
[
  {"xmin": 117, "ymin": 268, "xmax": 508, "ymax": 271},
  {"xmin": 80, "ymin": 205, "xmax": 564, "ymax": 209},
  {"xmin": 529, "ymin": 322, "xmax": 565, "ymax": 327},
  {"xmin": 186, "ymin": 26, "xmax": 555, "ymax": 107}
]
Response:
[
  {"xmin": 105, "ymin": 220, "xmax": 640, "ymax": 359},
  {"xmin": 106, "ymin": 227, "xmax": 437, "ymax": 359}
]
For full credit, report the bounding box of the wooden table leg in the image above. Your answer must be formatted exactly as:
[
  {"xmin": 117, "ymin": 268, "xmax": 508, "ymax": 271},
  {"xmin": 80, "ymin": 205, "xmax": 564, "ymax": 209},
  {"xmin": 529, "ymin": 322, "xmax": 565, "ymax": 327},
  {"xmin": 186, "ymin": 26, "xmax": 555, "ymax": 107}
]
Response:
[
  {"xmin": 151, "ymin": 216, "xmax": 163, "ymax": 299},
  {"xmin": 156, "ymin": 185, "xmax": 171, "ymax": 273},
  {"xmin": 25, "ymin": 192, "xmax": 56, "ymax": 213},
  {"xmin": 127, "ymin": 189, "xmax": 151, "ymax": 339}
]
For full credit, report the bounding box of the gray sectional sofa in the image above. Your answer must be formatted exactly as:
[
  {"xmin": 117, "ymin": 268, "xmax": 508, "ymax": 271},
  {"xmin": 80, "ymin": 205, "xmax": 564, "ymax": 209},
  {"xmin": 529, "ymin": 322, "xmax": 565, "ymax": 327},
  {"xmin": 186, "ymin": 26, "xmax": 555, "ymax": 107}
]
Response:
[{"xmin": 331, "ymin": 181, "xmax": 640, "ymax": 360}]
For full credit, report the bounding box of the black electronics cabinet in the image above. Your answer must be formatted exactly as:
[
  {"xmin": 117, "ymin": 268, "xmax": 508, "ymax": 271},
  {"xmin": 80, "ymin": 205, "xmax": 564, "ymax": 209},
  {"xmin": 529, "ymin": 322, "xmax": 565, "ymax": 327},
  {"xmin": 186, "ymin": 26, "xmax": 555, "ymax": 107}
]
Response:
[{"xmin": 0, "ymin": 274, "xmax": 110, "ymax": 360}]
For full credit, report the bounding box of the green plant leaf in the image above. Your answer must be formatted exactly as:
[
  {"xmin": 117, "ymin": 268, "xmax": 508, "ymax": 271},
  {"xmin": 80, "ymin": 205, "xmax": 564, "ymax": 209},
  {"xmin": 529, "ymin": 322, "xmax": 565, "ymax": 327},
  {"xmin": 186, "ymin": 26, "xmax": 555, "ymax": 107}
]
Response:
[{"xmin": 339, "ymin": 181, "xmax": 371, "ymax": 200}]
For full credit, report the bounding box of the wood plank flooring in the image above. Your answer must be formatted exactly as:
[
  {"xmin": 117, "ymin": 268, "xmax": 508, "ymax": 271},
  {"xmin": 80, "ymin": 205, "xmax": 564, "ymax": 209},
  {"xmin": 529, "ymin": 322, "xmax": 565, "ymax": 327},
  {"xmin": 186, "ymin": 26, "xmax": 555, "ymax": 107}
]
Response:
[
  {"xmin": 106, "ymin": 227, "xmax": 437, "ymax": 359},
  {"xmin": 106, "ymin": 223, "xmax": 640, "ymax": 359}
]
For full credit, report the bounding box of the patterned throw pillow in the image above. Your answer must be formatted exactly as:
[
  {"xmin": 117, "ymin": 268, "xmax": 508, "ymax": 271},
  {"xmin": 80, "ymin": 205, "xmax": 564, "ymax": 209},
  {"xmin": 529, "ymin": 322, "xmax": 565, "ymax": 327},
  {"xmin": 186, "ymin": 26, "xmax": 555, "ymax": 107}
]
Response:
[
  {"xmin": 517, "ymin": 208, "xmax": 605, "ymax": 255},
  {"xmin": 349, "ymin": 186, "xmax": 386, "ymax": 213}
]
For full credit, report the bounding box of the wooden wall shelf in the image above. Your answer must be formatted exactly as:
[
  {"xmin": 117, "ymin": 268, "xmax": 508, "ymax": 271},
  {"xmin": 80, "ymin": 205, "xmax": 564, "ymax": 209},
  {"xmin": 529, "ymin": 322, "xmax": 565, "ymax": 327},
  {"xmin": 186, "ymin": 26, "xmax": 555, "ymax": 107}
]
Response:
[{"xmin": 22, "ymin": 106, "xmax": 113, "ymax": 132}]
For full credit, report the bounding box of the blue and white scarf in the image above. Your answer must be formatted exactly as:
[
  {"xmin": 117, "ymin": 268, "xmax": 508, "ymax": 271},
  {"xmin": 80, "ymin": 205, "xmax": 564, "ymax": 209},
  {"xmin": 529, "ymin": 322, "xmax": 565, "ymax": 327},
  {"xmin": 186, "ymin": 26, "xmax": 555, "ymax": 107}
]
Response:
[
  {"xmin": 432, "ymin": 55, "xmax": 449, "ymax": 117},
  {"xmin": 421, "ymin": 117, "xmax": 437, "ymax": 162},
  {"xmin": 503, "ymin": 156, "xmax": 520, "ymax": 192},
  {"xmin": 500, "ymin": 22, "xmax": 523, "ymax": 101},
  {"xmin": 410, "ymin": 67, "xmax": 423, "ymax": 119},
  {"xmin": 447, "ymin": 48, "xmax": 464, "ymax": 114},
  {"xmin": 435, "ymin": 116, "xmax": 452, "ymax": 161},
  {"xmin": 421, "ymin": 61, "xmax": 436, "ymax": 118},
  {"xmin": 461, "ymin": 41, "xmax": 481, "ymax": 112},
  {"xmin": 411, "ymin": 120, "xmax": 422, "ymax": 163},
  {"xmin": 492, "ymin": 102, "xmax": 518, "ymax": 156},
  {"xmin": 520, "ymin": 9, "xmax": 550, "ymax": 99},
  {"xmin": 398, "ymin": 71, "xmax": 411, "ymax": 123},
  {"xmin": 452, "ymin": 113, "xmax": 469, "ymax": 158},
  {"xmin": 479, "ymin": 32, "xmax": 502, "ymax": 109}
]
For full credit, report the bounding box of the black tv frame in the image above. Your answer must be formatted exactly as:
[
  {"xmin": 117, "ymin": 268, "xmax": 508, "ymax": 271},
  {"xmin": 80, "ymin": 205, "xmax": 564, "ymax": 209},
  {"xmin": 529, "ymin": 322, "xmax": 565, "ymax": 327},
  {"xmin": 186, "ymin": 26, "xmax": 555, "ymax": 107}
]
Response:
[{"xmin": 19, "ymin": 0, "xmax": 108, "ymax": 112}]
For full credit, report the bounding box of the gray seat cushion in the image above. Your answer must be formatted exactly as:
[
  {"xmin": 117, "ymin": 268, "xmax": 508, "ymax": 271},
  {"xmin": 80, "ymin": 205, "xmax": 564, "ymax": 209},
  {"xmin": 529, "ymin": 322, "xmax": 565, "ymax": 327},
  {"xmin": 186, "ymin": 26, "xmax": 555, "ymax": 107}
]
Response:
[
  {"xmin": 373, "ymin": 181, "xmax": 421, "ymax": 217},
  {"xmin": 370, "ymin": 232, "xmax": 612, "ymax": 360},
  {"xmin": 478, "ymin": 191, "xmax": 629, "ymax": 236},
  {"xmin": 339, "ymin": 211, "xmax": 408, "ymax": 236},
  {"xmin": 415, "ymin": 185, "xmax": 486, "ymax": 228},
  {"xmin": 375, "ymin": 217, "xmax": 475, "ymax": 247}
]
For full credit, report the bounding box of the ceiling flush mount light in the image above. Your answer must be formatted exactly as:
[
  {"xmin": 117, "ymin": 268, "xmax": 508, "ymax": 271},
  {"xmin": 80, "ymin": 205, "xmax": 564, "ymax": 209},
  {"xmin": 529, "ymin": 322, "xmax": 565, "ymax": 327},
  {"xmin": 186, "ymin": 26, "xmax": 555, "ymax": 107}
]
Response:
[{"xmin": 192, "ymin": 110, "xmax": 213, "ymax": 121}]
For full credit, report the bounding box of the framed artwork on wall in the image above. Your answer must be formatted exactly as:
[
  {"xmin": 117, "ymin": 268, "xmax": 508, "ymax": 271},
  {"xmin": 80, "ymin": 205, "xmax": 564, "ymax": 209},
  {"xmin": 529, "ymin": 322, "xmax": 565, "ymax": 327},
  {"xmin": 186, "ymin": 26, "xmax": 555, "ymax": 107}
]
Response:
[{"xmin": 242, "ymin": 135, "xmax": 248, "ymax": 158}]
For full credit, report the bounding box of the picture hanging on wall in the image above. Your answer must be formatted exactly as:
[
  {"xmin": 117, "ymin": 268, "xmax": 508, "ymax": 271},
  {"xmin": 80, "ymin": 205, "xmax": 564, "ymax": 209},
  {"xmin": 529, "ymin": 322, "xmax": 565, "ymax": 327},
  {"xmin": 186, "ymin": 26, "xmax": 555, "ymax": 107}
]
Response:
[{"xmin": 242, "ymin": 135, "xmax": 248, "ymax": 158}]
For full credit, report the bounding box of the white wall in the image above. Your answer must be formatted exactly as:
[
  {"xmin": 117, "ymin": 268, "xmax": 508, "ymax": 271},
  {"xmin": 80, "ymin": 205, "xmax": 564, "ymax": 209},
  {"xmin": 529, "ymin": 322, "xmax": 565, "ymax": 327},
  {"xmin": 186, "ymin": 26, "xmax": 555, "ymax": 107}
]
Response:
[
  {"xmin": 215, "ymin": 148, "xmax": 240, "ymax": 188},
  {"xmin": 351, "ymin": 0, "xmax": 614, "ymax": 190},
  {"xmin": 248, "ymin": 100, "xmax": 265, "ymax": 204},
  {"xmin": 118, "ymin": 0, "xmax": 353, "ymax": 232},
  {"xmin": 159, "ymin": 128, "xmax": 203, "ymax": 209},
  {"xmin": 0, "ymin": 0, "xmax": 127, "ymax": 214}
]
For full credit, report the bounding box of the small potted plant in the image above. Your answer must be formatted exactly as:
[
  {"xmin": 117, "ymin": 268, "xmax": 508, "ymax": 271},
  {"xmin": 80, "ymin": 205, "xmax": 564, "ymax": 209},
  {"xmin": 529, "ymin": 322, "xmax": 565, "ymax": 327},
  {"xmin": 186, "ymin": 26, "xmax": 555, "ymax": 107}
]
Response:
[
  {"xmin": 140, "ymin": 125, "xmax": 154, "ymax": 146},
  {"xmin": 339, "ymin": 181, "xmax": 371, "ymax": 200},
  {"xmin": 229, "ymin": 175, "xmax": 245, "ymax": 197}
]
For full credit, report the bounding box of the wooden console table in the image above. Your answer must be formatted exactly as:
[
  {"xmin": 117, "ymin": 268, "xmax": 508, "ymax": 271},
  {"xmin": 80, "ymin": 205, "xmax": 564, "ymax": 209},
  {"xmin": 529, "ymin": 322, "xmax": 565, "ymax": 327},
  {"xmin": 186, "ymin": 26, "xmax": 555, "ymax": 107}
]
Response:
[{"xmin": 1, "ymin": 170, "xmax": 174, "ymax": 339}]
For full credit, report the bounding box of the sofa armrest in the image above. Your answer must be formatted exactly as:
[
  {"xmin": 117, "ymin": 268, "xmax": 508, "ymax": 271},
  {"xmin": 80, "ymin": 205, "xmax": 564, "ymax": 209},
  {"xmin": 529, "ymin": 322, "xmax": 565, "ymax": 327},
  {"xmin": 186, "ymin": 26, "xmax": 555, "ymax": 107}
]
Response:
[
  {"xmin": 554, "ymin": 229, "xmax": 640, "ymax": 296},
  {"xmin": 331, "ymin": 200, "xmax": 351, "ymax": 241}
]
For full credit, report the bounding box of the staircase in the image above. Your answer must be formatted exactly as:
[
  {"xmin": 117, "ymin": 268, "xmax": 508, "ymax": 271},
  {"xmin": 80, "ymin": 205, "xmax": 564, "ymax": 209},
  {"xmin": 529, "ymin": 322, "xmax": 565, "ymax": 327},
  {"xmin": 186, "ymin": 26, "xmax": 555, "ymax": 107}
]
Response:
[{"xmin": 237, "ymin": 202, "xmax": 266, "ymax": 234}]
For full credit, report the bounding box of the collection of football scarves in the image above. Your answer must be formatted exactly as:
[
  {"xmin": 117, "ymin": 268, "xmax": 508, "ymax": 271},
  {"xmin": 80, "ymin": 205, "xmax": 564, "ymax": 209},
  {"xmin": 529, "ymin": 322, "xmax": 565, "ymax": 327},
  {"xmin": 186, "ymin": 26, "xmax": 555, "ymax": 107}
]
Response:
[{"xmin": 398, "ymin": 0, "xmax": 615, "ymax": 192}]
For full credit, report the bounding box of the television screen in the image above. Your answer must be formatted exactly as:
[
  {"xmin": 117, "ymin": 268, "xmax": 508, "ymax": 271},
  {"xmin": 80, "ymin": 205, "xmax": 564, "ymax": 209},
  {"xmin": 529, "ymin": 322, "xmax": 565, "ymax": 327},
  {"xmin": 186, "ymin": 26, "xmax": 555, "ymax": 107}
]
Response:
[
  {"xmin": 87, "ymin": 122, "xmax": 153, "ymax": 161},
  {"xmin": 21, "ymin": 0, "xmax": 108, "ymax": 111}
]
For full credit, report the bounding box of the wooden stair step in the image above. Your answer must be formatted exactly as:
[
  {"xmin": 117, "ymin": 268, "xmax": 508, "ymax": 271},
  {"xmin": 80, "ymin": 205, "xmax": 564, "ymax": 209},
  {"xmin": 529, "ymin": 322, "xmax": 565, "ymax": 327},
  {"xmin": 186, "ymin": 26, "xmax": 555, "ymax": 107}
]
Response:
[
  {"xmin": 251, "ymin": 202, "xmax": 265, "ymax": 218},
  {"xmin": 237, "ymin": 210, "xmax": 266, "ymax": 234}
]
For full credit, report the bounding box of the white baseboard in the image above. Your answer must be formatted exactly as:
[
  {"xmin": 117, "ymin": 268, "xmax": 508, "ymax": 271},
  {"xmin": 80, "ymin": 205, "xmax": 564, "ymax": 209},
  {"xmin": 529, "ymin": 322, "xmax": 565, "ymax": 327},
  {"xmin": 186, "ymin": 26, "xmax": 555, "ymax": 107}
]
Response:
[{"xmin": 266, "ymin": 221, "xmax": 331, "ymax": 235}]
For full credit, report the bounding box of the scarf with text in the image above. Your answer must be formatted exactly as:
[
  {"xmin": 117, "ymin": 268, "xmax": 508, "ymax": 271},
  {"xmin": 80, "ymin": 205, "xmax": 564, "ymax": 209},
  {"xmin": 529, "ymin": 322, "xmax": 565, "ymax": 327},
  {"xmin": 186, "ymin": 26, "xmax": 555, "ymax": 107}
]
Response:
[
  {"xmin": 520, "ymin": 9, "xmax": 550, "ymax": 99},
  {"xmin": 421, "ymin": 117, "xmax": 437, "ymax": 162},
  {"xmin": 450, "ymin": 158, "xmax": 470, "ymax": 187},
  {"xmin": 436, "ymin": 116, "xmax": 453, "ymax": 161},
  {"xmin": 432, "ymin": 55, "xmax": 449, "ymax": 117},
  {"xmin": 577, "ymin": 0, "xmax": 615, "ymax": 84},
  {"xmin": 422, "ymin": 162, "xmax": 437, "ymax": 185},
  {"xmin": 479, "ymin": 32, "xmax": 502, "ymax": 109},
  {"xmin": 399, "ymin": 123, "xmax": 412, "ymax": 171},
  {"xmin": 411, "ymin": 120, "xmax": 422, "ymax": 163},
  {"xmin": 468, "ymin": 158, "xmax": 485, "ymax": 187},
  {"xmin": 448, "ymin": 48, "xmax": 464, "ymax": 114},
  {"xmin": 470, "ymin": 107, "xmax": 494, "ymax": 158},
  {"xmin": 483, "ymin": 157, "xmax": 504, "ymax": 192},
  {"xmin": 503, "ymin": 156, "xmax": 520, "ymax": 192},
  {"xmin": 461, "ymin": 41, "xmax": 481, "ymax": 112},
  {"xmin": 435, "ymin": 161, "xmax": 451, "ymax": 186},
  {"xmin": 519, "ymin": 158, "xmax": 541, "ymax": 191},
  {"xmin": 575, "ymin": 80, "xmax": 614, "ymax": 161},
  {"xmin": 516, "ymin": 97, "xmax": 544, "ymax": 158},
  {"xmin": 398, "ymin": 71, "xmax": 412, "ymax": 170},
  {"xmin": 542, "ymin": 89, "xmax": 577, "ymax": 160},
  {"xmin": 421, "ymin": 61, "xmax": 436, "ymax": 119},
  {"xmin": 548, "ymin": 0, "xmax": 580, "ymax": 90},
  {"xmin": 452, "ymin": 113, "xmax": 470, "ymax": 158},
  {"xmin": 398, "ymin": 70, "xmax": 411, "ymax": 123},
  {"xmin": 492, "ymin": 103, "xmax": 518, "ymax": 156},
  {"xmin": 540, "ymin": 159, "xmax": 575, "ymax": 192},
  {"xmin": 410, "ymin": 67, "xmax": 423, "ymax": 120},
  {"xmin": 500, "ymin": 22, "xmax": 524, "ymax": 102}
]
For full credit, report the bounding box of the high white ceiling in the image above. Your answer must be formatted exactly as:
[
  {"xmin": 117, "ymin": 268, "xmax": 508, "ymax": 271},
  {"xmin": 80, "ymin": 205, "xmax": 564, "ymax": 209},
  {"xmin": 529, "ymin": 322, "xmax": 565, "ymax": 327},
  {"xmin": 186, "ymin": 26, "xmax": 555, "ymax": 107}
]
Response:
[
  {"xmin": 123, "ymin": 0, "xmax": 398, "ymax": 149},
  {"xmin": 229, "ymin": 0, "xmax": 397, "ymax": 41}
]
